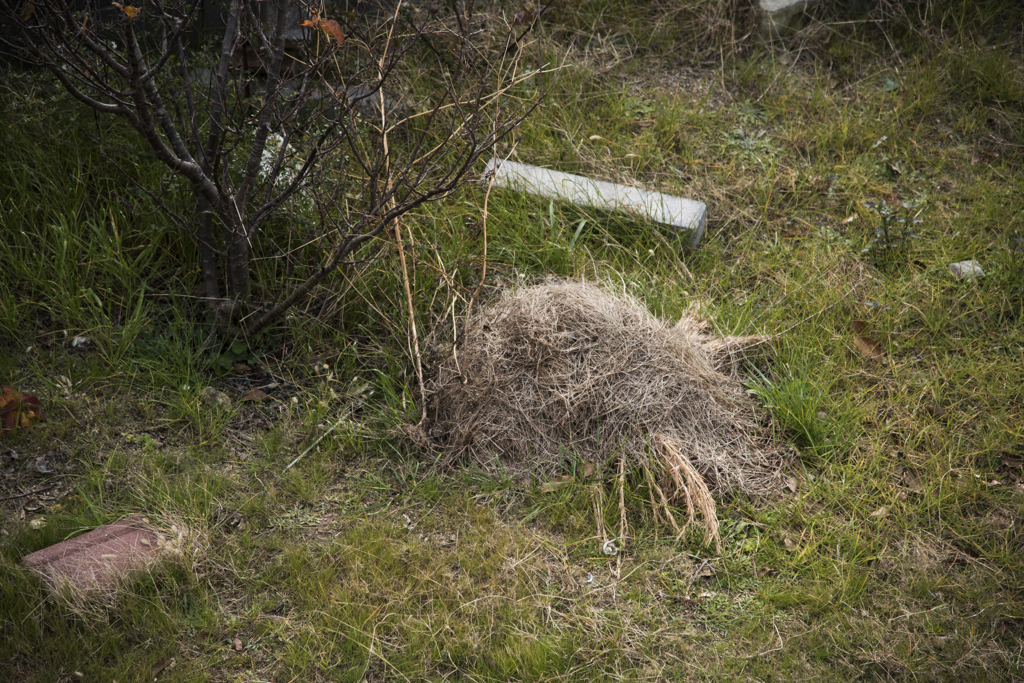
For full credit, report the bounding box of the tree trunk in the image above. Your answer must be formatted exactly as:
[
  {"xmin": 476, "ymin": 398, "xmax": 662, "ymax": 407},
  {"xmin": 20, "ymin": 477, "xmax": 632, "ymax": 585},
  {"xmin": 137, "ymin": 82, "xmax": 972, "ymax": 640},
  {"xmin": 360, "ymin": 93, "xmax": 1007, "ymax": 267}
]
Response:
[
  {"xmin": 197, "ymin": 195, "xmax": 221, "ymax": 301},
  {"xmin": 224, "ymin": 215, "xmax": 250, "ymax": 300}
]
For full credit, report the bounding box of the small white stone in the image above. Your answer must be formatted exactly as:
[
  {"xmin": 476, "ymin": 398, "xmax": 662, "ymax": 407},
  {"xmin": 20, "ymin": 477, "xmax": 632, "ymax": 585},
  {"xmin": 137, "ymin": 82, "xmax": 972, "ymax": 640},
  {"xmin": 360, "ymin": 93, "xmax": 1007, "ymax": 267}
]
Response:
[
  {"xmin": 948, "ymin": 260, "xmax": 984, "ymax": 280},
  {"xmin": 201, "ymin": 387, "xmax": 232, "ymax": 409}
]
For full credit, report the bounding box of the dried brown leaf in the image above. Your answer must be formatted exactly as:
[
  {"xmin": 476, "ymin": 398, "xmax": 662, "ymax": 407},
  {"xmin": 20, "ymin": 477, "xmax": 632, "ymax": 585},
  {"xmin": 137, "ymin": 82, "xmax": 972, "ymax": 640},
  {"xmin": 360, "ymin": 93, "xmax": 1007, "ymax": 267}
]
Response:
[
  {"xmin": 238, "ymin": 388, "xmax": 269, "ymax": 402},
  {"xmin": 854, "ymin": 335, "xmax": 884, "ymax": 359},
  {"xmin": 851, "ymin": 321, "xmax": 884, "ymax": 359},
  {"xmin": 111, "ymin": 2, "xmax": 139, "ymax": 19},
  {"xmin": 151, "ymin": 657, "xmax": 171, "ymax": 678},
  {"xmin": 898, "ymin": 466, "xmax": 924, "ymax": 493},
  {"xmin": 1, "ymin": 387, "xmax": 45, "ymax": 433},
  {"xmin": 1000, "ymin": 454, "xmax": 1023, "ymax": 470}
]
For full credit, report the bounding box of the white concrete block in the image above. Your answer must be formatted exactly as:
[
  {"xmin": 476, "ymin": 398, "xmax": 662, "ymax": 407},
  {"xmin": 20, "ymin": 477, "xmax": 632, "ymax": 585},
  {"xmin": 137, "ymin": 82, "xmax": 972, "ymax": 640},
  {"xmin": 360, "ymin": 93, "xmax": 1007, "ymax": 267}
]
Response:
[
  {"xmin": 484, "ymin": 158, "xmax": 706, "ymax": 250},
  {"xmin": 759, "ymin": 0, "xmax": 818, "ymax": 39}
]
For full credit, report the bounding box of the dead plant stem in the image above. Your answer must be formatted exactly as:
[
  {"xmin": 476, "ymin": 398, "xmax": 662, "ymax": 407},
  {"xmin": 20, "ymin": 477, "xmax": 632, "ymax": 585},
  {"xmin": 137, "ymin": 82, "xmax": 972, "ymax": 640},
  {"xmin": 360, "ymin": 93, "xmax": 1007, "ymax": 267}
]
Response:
[
  {"xmin": 380, "ymin": 2, "xmax": 427, "ymax": 425},
  {"xmin": 465, "ymin": 169, "xmax": 495, "ymax": 335}
]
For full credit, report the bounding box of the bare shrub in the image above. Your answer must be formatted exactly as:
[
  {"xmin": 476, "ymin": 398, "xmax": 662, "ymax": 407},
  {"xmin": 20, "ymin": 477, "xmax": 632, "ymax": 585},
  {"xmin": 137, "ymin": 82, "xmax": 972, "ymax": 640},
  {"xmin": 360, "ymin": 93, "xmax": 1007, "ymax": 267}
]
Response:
[{"xmin": 2, "ymin": 0, "xmax": 545, "ymax": 337}]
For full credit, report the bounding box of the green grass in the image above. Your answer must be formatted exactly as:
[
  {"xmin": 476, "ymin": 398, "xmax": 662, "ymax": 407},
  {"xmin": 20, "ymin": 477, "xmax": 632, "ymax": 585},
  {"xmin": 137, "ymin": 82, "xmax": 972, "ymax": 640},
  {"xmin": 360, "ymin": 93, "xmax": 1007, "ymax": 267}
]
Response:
[{"xmin": 3, "ymin": 0, "xmax": 1024, "ymax": 680}]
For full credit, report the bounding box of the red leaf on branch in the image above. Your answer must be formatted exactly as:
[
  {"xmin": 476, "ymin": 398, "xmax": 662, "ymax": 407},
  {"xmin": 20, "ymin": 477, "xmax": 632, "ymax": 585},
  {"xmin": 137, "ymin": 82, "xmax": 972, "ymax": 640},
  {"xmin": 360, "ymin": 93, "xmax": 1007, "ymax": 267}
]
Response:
[
  {"xmin": 111, "ymin": 2, "xmax": 139, "ymax": 20},
  {"xmin": 322, "ymin": 19, "xmax": 345, "ymax": 44},
  {"xmin": 0, "ymin": 387, "xmax": 46, "ymax": 434},
  {"xmin": 301, "ymin": 11, "xmax": 344, "ymax": 43}
]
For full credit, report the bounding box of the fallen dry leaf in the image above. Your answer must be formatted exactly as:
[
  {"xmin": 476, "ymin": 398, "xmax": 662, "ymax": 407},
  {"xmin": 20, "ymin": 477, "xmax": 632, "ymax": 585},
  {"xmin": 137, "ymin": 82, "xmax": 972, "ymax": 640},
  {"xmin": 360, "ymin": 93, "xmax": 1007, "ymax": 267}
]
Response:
[
  {"xmin": 869, "ymin": 506, "xmax": 888, "ymax": 519},
  {"xmin": 151, "ymin": 657, "xmax": 172, "ymax": 678},
  {"xmin": 898, "ymin": 466, "xmax": 924, "ymax": 493},
  {"xmin": 582, "ymin": 461, "xmax": 595, "ymax": 478},
  {"xmin": 239, "ymin": 388, "xmax": 269, "ymax": 402},
  {"xmin": 783, "ymin": 537, "xmax": 799, "ymax": 552},
  {"xmin": 784, "ymin": 476, "xmax": 798, "ymax": 493},
  {"xmin": 1000, "ymin": 454, "xmax": 1023, "ymax": 470},
  {"xmin": 851, "ymin": 320, "xmax": 885, "ymax": 360},
  {"xmin": 1, "ymin": 387, "xmax": 46, "ymax": 434}
]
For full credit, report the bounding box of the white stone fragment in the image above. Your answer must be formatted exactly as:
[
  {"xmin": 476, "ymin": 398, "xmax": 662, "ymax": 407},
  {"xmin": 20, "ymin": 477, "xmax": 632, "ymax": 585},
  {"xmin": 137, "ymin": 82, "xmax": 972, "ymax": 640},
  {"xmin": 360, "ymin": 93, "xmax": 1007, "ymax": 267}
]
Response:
[
  {"xmin": 484, "ymin": 158, "xmax": 707, "ymax": 250},
  {"xmin": 948, "ymin": 260, "xmax": 985, "ymax": 281},
  {"xmin": 759, "ymin": 0, "xmax": 818, "ymax": 39}
]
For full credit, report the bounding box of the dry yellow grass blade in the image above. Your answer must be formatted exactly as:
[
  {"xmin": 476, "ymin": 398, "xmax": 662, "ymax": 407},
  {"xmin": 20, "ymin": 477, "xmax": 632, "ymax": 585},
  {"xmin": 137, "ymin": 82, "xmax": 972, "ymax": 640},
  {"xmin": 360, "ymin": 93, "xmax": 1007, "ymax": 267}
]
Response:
[{"xmin": 655, "ymin": 434, "xmax": 721, "ymax": 552}]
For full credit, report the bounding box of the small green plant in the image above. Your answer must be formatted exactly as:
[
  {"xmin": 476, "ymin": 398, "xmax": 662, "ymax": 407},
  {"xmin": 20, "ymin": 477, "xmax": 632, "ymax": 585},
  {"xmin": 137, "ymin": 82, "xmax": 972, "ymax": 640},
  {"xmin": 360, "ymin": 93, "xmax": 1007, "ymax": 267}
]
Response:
[
  {"xmin": 725, "ymin": 126, "xmax": 776, "ymax": 163},
  {"xmin": 208, "ymin": 338, "xmax": 259, "ymax": 377},
  {"xmin": 746, "ymin": 364, "xmax": 833, "ymax": 459},
  {"xmin": 860, "ymin": 199, "xmax": 922, "ymax": 263}
]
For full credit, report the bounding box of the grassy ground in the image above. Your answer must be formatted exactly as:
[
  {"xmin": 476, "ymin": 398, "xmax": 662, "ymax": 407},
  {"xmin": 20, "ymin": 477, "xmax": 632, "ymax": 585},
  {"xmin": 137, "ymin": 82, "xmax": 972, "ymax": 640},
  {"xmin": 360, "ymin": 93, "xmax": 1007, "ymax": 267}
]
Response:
[{"xmin": 2, "ymin": 1, "xmax": 1024, "ymax": 681}]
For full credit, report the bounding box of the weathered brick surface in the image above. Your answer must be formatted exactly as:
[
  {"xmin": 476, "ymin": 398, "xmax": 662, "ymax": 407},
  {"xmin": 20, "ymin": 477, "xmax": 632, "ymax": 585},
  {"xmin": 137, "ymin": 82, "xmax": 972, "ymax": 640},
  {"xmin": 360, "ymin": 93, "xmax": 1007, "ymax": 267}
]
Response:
[{"xmin": 23, "ymin": 515, "xmax": 166, "ymax": 592}]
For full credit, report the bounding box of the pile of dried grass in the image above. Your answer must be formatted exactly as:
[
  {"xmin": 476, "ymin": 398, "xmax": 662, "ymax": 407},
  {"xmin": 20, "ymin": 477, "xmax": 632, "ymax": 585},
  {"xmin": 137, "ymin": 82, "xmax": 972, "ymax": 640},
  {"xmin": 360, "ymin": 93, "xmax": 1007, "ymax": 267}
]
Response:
[{"xmin": 427, "ymin": 281, "xmax": 787, "ymax": 549}]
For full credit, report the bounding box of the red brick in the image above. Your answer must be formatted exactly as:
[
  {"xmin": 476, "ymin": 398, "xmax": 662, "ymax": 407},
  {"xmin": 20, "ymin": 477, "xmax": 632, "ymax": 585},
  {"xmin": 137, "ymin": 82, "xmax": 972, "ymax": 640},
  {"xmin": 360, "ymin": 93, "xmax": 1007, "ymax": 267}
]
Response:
[{"xmin": 23, "ymin": 515, "xmax": 166, "ymax": 593}]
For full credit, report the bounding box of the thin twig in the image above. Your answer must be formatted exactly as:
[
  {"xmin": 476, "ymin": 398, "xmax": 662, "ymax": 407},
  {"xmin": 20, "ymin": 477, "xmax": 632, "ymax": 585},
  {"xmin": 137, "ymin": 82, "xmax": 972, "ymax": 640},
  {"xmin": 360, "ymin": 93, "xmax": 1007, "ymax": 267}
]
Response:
[
  {"xmin": 395, "ymin": 217, "xmax": 427, "ymax": 425},
  {"xmin": 463, "ymin": 160, "xmax": 496, "ymax": 335},
  {"xmin": 0, "ymin": 484, "xmax": 58, "ymax": 502},
  {"xmin": 284, "ymin": 419, "xmax": 342, "ymax": 472},
  {"xmin": 379, "ymin": 2, "xmax": 428, "ymax": 427}
]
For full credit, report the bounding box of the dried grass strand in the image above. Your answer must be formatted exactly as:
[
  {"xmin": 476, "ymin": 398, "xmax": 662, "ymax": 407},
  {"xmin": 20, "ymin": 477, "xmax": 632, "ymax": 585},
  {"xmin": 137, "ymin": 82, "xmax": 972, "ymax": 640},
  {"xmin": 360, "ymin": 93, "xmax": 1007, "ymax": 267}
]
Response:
[
  {"xmin": 427, "ymin": 281, "xmax": 786, "ymax": 546},
  {"xmin": 656, "ymin": 434, "xmax": 721, "ymax": 552}
]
